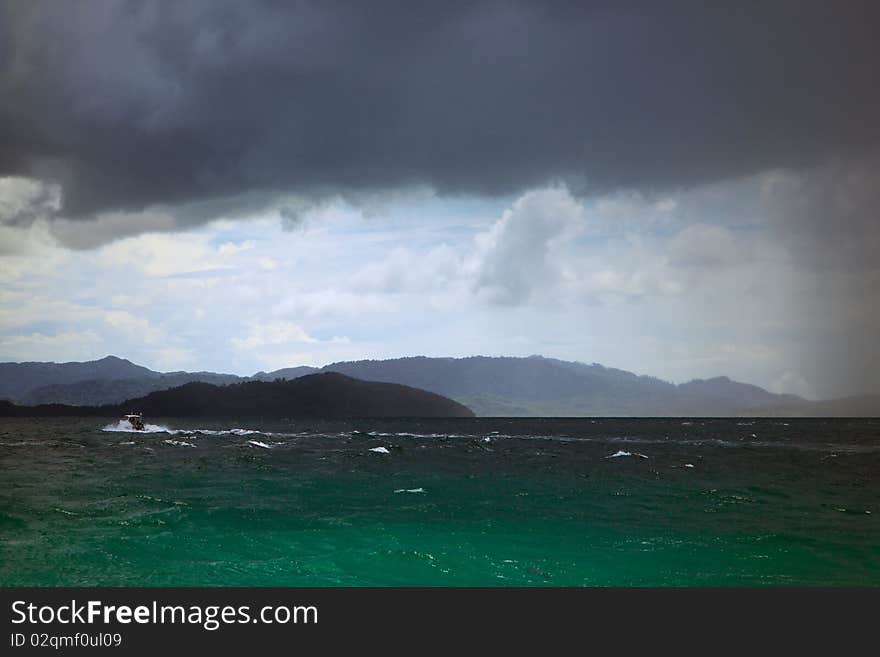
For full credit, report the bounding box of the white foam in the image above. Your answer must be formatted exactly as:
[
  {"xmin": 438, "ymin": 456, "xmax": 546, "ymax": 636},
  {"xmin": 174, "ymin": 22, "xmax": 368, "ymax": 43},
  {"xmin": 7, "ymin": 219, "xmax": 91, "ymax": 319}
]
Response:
[
  {"xmin": 394, "ymin": 488, "xmax": 426, "ymax": 493},
  {"xmin": 363, "ymin": 431, "xmax": 471, "ymax": 439},
  {"xmin": 606, "ymin": 450, "xmax": 648, "ymax": 459},
  {"xmin": 103, "ymin": 420, "xmax": 172, "ymax": 433},
  {"xmin": 247, "ymin": 440, "xmax": 272, "ymax": 449},
  {"xmin": 683, "ymin": 463, "xmax": 695, "ymax": 468},
  {"xmin": 368, "ymin": 446, "xmax": 390, "ymax": 454},
  {"xmin": 226, "ymin": 428, "xmax": 263, "ymax": 436},
  {"xmin": 191, "ymin": 428, "xmax": 264, "ymax": 436},
  {"xmin": 102, "ymin": 421, "xmax": 286, "ymax": 438},
  {"xmin": 163, "ymin": 439, "xmax": 195, "ymax": 447}
]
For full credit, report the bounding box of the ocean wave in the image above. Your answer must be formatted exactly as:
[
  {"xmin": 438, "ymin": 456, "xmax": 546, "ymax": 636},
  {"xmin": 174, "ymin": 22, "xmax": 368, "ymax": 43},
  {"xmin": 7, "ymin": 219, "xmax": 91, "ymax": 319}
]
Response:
[
  {"xmin": 357, "ymin": 430, "xmax": 473, "ymax": 439},
  {"xmin": 102, "ymin": 420, "xmax": 173, "ymax": 433},
  {"xmin": 163, "ymin": 439, "xmax": 195, "ymax": 448},
  {"xmin": 103, "ymin": 422, "xmax": 276, "ymax": 437},
  {"xmin": 191, "ymin": 428, "xmax": 264, "ymax": 436},
  {"xmin": 605, "ymin": 450, "xmax": 649, "ymax": 459},
  {"xmin": 98, "ymin": 422, "xmax": 879, "ymax": 455},
  {"xmin": 601, "ymin": 435, "xmax": 880, "ymax": 454}
]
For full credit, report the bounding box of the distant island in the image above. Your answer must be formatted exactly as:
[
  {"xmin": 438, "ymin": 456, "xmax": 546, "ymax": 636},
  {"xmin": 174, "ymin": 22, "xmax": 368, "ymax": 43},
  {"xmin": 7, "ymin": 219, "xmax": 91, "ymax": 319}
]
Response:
[
  {"xmin": 1, "ymin": 354, "xmax": 878, "ymax": 417},
  {"xmin": 0, "ymin": 372, "xmax": 475, "ymax": 419}
]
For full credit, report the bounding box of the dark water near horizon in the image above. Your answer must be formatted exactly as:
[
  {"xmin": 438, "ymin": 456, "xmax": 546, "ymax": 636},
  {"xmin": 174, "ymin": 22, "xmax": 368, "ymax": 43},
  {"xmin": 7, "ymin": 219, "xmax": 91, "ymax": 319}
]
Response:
[{"xmin": 1, "ymin": 417, "xmax": 878, "ymax": 586}]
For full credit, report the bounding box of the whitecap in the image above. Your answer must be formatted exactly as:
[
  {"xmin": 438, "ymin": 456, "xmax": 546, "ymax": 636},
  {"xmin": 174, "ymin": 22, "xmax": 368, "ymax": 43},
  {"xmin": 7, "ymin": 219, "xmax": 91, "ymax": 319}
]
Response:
[
  {"xmin": 369, "ymin": 446, "xmax": 390, "ymax": 454},
  {"xmin": 247, "ymin": 440, "xmax": 272, "ymax": 449},
  {"xmin": 362, "ymin": 431, "xmax": 470, "ymax": 439},
  {"xmin": 163, "ymin": 439, "xmax": 195, "ymax": 448},
  {"xmin": 190, "ymin": 428, "xmax": 265, "ymax": 436},
  {"xmin": 605, "ymin": 450, "xmax": 648, "ymax": 459},
  {"xmin": 394, "ymin": 488, "xmax": 426, "ymax": 493}
]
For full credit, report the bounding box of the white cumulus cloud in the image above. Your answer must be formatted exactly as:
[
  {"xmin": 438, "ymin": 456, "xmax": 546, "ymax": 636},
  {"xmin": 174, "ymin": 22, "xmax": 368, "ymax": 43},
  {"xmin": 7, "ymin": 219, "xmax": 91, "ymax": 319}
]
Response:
[
  {"xmin": 231, "ymin": 321, "xmax": 349, "ymax": 350},
  {"xmin": 473, "ymin": 186, "xmax": 586, "ymax": 305}
]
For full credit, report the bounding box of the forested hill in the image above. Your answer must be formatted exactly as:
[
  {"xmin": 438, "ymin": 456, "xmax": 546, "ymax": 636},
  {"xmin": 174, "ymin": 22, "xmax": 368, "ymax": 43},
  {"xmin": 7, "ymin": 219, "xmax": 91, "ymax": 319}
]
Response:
[{"xmin": 0, "ymin": 373, "xmax": 475, "ymax": 419}]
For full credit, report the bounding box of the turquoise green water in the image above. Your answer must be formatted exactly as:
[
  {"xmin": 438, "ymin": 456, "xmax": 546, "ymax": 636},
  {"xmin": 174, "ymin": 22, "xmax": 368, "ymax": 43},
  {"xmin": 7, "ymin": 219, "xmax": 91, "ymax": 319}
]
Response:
[{"xmin": 1, "ymin": 417, "xmax": 878, "ymax": 585}]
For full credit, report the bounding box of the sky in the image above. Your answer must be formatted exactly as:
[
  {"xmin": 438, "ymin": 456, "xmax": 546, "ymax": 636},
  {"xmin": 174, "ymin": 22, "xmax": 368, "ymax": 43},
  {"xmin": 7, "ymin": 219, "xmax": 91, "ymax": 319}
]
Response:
[{"xmin": 1, "ymin": 1, "xmax": 879, "ymax": 399}]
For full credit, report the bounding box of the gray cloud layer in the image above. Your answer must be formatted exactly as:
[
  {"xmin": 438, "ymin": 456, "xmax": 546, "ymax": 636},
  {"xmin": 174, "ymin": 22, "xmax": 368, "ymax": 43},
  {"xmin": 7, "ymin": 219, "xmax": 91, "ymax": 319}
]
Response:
[
  {"xmin": 1, "ymin": 0, "xmax": 879, "ymax": 220},
  {"xmin": 2, "ymin": 0, "xmax": 880, "ymax": 397}
]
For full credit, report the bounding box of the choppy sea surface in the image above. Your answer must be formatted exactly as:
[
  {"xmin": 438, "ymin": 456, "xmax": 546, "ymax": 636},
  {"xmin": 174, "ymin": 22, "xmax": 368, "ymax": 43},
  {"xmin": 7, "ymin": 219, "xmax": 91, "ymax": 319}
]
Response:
[{"xmin": 1, "ymin": 417, "xmax": 878, "ymax": 586}]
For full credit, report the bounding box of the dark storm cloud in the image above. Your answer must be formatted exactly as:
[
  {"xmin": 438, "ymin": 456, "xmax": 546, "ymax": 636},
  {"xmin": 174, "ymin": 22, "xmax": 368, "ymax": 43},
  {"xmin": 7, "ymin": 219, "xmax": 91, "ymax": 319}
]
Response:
[{"xmin": 1, "ymin": 0, "xmax": 878, "ymax": 222}]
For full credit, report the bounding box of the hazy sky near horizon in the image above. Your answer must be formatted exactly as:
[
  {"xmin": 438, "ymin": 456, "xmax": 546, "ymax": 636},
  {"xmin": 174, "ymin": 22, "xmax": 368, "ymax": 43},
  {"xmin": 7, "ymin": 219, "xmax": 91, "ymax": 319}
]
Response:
[{"xmin": 1, "ymin": 1, "xmax": 879, "ymax": 399}]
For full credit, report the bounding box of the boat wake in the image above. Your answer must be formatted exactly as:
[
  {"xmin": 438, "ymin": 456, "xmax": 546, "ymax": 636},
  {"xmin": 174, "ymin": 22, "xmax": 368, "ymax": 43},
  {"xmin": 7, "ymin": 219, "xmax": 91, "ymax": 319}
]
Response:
[
  {"xmin": 102, "ymin": 422, "xmax": 271, "ymax": 436},
  {"xmin": 102, "ymin": 420, "xmax": 173, "ymax": 433}
]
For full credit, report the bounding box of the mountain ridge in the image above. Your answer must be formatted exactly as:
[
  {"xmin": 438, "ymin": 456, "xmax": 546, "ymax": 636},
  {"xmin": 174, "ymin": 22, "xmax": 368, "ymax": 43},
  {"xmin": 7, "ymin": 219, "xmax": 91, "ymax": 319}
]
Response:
[{"xmin": 1, "ymin": 354, "xmax": 873, "ymax": 416}]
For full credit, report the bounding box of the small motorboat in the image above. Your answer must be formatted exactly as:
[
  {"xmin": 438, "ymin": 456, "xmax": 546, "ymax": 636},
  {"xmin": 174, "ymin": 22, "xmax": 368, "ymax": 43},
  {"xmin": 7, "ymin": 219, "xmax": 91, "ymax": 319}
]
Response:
[{"xmin": 122, "ymin": 413, "xmax": 145, "ymax": 431}]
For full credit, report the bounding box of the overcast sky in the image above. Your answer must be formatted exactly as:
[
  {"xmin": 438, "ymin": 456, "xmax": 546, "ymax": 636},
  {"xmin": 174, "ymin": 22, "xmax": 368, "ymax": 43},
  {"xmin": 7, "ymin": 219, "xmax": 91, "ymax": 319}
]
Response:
[{"xmin": 1, "ymin": 1, "xmax": 879, "ymax": 399}]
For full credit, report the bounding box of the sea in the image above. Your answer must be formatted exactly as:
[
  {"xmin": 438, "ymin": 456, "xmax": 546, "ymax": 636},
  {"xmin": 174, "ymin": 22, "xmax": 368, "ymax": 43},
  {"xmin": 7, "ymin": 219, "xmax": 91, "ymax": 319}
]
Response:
[{"xmin": 1, "ymin": 417, "xmax": 878, "ymax": 586}]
